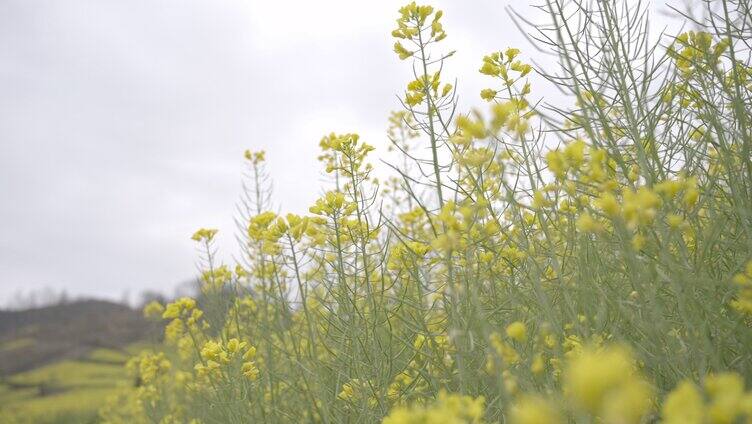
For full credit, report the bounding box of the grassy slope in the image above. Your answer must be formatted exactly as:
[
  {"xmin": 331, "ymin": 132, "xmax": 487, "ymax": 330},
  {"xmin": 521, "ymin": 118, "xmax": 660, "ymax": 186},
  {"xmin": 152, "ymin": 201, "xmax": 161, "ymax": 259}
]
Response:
[
  {"xmin": 0, "ymin": 347, "xmax": 142, "ymax": 423},
  {"xmin": 0, "ymin": 300, "xmax": 154, "ymax": 376},
  {"xmin": 0, "ymin": 301, "xmax": 156, "ymax": 423}
]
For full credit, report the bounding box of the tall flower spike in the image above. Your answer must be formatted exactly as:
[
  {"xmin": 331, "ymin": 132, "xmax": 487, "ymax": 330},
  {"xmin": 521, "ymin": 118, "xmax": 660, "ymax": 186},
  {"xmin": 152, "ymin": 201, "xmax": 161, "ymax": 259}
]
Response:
[{"xmin": 391, "ymin": 3, "xmax": 446, "ymax": 62}]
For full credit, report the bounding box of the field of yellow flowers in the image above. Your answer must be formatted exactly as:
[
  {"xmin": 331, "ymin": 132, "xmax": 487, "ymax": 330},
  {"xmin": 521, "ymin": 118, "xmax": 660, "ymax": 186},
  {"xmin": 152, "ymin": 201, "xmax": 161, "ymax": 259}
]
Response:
[{"xmin": 100, "ymin": 1, "xmax": 752, "ymax": 423}]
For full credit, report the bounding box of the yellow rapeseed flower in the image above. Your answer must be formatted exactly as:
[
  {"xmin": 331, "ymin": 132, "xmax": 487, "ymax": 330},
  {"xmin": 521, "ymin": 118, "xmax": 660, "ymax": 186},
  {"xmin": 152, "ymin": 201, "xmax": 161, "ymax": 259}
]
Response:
[
  {"xmin": 563, "ymin": 345, "xmax": 653, "ymax": 422},
  {"xmin": 509, "ymin": 395, "xmax": 562, "ymax": 424},
  {"xmin": 191, "ymin": 228, "xmax": 218, "ymax": 242},
  {"xmin": 505, "ymin": 321, "xmax": 527, "ymax": 342},
  {"xmin": 662, "ymin": 380, "xmax": 704, "ymax": 424}
]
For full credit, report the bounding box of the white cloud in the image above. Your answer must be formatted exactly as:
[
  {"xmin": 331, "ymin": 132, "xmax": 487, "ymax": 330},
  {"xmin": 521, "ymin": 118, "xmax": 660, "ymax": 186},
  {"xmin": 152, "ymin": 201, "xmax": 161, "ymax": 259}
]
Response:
[{"xmin": 0, "ymin": 0, "xmax": 680, "ymax": 306}]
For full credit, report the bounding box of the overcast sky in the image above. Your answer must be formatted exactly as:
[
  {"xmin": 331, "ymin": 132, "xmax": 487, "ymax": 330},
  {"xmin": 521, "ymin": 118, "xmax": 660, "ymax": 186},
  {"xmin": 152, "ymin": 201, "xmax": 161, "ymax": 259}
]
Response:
[{"xmin": 0, "ymin": 1, "xmax": 678, "ymax": 307}]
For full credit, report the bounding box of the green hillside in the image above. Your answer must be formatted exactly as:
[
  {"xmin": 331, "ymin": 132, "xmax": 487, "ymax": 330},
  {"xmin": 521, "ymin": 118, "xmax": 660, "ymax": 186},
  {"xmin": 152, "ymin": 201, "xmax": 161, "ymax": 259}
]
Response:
[
  {"xmin": 0, "ymin": 347, "xmax": 143, "ymax": 423},
  {"xmin": 0, "ymin": 301, "xmax": 155, "ymax": 423}
]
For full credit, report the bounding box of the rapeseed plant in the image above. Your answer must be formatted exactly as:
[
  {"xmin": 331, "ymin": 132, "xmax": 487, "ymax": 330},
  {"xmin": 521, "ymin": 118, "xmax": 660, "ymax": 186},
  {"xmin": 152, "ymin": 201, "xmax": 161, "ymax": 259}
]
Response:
[{"xmin": 101, "ymin": 0, "xmax": 752, "ymax": 422}]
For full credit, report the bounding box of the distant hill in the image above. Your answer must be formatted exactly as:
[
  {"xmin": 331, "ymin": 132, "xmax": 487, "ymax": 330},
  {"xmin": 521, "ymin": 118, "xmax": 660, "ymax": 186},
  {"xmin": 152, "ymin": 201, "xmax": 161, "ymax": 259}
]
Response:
[{"xmin": 0, "ymin": 300, "xmax": 155, "ymax": 376}]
